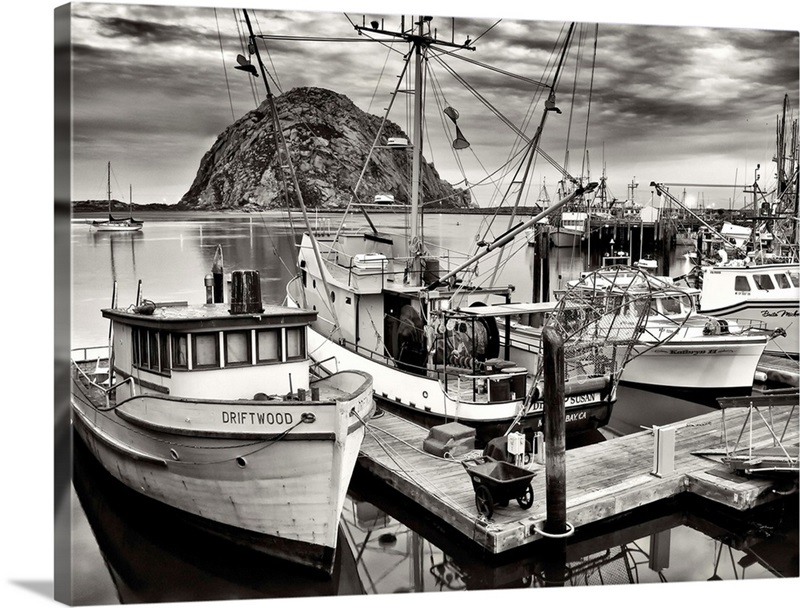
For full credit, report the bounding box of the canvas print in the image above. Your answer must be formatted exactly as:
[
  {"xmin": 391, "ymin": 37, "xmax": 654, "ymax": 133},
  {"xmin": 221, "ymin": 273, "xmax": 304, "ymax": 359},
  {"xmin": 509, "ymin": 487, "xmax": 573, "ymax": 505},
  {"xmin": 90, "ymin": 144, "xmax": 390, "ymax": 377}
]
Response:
[{"xmin": 55, "ymin": 1, "xmax": 799, "ymax": 605}]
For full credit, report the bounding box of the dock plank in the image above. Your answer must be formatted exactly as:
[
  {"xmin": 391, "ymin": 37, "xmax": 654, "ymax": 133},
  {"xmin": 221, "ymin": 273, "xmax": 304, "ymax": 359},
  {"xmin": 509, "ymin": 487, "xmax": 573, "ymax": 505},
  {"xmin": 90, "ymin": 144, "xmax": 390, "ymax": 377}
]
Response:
[{"xmin": 358, "ymin": 404, "xmax": 799, "ymax": 555}]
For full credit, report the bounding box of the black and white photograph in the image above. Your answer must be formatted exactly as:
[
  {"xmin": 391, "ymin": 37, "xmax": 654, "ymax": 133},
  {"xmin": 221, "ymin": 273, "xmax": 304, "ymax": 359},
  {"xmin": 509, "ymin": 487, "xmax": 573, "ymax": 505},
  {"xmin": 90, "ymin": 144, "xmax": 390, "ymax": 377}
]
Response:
[{"xmin": 7, "ymin": 0, "xmax": 800, "ymax": 606}]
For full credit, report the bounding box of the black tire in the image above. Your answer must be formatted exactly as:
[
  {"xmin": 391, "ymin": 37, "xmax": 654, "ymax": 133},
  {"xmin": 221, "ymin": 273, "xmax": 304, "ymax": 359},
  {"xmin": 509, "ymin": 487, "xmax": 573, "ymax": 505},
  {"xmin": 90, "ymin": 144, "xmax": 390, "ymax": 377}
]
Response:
[
  {"xmin": 474, "ymin": 485, "xmax": 494, "ymax": 519},
  {"xmin": 517, "ymin": 484, "xmax": 534, "ymax": 509}
]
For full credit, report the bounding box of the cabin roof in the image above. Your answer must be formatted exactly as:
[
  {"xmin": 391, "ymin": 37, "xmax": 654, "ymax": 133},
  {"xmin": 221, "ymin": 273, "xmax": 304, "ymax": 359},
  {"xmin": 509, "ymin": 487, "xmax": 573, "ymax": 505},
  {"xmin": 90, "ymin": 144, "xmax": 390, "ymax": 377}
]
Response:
[
  {"xmin": 451, "ymin": 302, "xmax": 560, "ymax": 317},
  {"xmin": 102, "ymin": 302, "xmax": 316, "ymax": 331}
]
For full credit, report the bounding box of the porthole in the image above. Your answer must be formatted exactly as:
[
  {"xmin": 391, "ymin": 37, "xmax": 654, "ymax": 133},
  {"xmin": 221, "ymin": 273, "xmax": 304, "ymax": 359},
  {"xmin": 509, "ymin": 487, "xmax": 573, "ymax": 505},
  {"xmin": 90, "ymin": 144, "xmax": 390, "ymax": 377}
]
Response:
[
  {"xmin": 236, "ymin": 456, "xmax": 247, "ymax": 468},
  {"xmin": 170, "ymin": 449, "xmax": 179, "ymax": 461},
  {"xmin": 330, "ymin": 291, "xmax": 336, "ymax": 302}
]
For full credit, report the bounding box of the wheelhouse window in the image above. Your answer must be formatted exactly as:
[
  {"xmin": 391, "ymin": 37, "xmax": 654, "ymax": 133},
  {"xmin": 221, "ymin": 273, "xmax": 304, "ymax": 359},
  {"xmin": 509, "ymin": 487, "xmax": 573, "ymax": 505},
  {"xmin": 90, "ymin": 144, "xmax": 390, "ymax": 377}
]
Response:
[
  {"xmin": 286, "ymin": 327, "xmax": 306, "ymax": 360},
  {"xmin": 659, "ymin": 296, "xmax": 682, "ymax": 316},
  {"xmin": 753, "ymin": 274, "xmax": 775, "ymax": 290},
  {"xmin": 131, "ymin": 328, "xmax": 169, "ymax": 374},
  {"xmin": 775, "ymin": 273, "xmax": 791, "ymax": 289},
  {"xmin": 225, "ymin": 331, "xmax": 251, "ymax": 366},
  {"xmin": 789, "ymin": 271, "xmax": 800, "ymax": 288},
  {"xmin": 172, "ymin": 334, "xmax": 188, "ymax": 369},
  {"xmin": 734, "ymin": 276, "xmax": 750, "ymax": 292},
  {"xmin": 192, "ymin": 333, "xmax": 220, "ymax": 369},
  {"xmin": 256, "ymin": 328, "xmax": 281, "ymax": 363}
]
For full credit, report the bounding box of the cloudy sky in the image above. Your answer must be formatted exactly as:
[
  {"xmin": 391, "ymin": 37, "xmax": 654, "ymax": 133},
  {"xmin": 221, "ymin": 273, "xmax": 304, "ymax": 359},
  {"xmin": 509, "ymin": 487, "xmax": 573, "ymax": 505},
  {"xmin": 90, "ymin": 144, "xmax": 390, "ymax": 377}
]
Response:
[{"xmin": 62, "ymin": 1, "xmax": 799, "ymax": 210}]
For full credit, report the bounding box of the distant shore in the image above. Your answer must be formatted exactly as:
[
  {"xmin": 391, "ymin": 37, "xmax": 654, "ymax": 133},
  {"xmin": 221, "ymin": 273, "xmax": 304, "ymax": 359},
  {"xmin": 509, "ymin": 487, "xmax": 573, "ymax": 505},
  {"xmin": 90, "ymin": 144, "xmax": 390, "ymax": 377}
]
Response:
[{"xmin": 70, "ymin": 201, "xmax": 546, "ymax": 216}]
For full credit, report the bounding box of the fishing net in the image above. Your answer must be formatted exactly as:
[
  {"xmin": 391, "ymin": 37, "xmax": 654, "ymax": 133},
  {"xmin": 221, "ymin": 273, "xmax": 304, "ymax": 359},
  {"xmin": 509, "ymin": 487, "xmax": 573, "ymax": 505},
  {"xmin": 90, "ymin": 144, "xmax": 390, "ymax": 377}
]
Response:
[{"xmin": 536, "ymin": 266, "xmax": 692, "ymax": 386}]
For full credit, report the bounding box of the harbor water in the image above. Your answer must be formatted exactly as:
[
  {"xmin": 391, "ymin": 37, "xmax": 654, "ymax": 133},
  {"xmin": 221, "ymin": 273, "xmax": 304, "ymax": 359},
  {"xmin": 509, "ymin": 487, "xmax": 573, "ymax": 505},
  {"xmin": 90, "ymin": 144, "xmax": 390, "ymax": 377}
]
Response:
[{"xmin": 68, "ymin": 212, "xmax": 797, "ymax": 603}]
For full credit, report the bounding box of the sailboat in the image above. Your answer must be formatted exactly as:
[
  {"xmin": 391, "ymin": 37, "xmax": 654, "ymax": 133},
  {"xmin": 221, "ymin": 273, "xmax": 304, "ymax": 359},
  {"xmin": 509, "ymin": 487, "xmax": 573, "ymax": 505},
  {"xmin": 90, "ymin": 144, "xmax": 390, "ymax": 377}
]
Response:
[
  {"xmin": 264, "ymin": 17, "xmax": 627, "ymax": 444},
  {"xmin": 91, "ymin": 161, "xmax": 144, "ymax": 232}
]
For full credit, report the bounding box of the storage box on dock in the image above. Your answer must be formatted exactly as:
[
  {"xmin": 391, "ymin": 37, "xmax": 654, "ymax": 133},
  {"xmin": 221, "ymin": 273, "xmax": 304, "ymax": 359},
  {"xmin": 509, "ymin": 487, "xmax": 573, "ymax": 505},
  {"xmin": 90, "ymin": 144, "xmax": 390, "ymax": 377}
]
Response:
[{"xmin": 422, "ymin": 421, "xmax": 476, "ymax": 458}]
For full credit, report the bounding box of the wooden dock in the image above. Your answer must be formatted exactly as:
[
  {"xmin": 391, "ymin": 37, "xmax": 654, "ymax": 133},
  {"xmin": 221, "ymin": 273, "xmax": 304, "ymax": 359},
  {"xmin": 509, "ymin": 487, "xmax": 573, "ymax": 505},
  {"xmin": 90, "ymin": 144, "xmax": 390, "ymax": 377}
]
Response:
[{"xmin": 357, "ymin": 405, "xmax": 798, "ymax": 556}]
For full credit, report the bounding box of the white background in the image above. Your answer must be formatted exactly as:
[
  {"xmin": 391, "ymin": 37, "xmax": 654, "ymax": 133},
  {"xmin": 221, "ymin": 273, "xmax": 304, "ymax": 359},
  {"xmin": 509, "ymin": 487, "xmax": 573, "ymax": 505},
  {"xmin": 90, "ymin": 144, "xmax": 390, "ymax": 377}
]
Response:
[{"xmin": 2, "ymin": 1, "xmax": 798, "ymax": 607}]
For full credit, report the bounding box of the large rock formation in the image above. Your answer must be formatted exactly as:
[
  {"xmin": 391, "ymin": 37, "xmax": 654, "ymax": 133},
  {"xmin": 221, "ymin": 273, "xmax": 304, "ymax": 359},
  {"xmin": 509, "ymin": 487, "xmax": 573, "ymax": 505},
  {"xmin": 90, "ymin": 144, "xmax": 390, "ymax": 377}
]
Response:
[{"xmin": 177, "ymin": 87, "xmax": 472, "ymax": 211}]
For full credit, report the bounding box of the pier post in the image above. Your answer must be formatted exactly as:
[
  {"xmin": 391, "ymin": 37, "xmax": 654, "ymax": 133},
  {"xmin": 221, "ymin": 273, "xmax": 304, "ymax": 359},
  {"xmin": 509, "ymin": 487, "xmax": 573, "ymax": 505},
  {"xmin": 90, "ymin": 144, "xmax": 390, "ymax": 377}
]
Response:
[
  {"xmin": 541, "ymin": 325, "xmax": 568, "ymax": 586},
  {"xmin": 531, "ymin": 226, "xmax": 550, "ymax": 303},
  {"xmin": 212, "ymin": 244, "xmax": 224, "ymax": 303},
  {"xmin": 542, "ymin": 325, "xmax": 567, "ymax": 534}
]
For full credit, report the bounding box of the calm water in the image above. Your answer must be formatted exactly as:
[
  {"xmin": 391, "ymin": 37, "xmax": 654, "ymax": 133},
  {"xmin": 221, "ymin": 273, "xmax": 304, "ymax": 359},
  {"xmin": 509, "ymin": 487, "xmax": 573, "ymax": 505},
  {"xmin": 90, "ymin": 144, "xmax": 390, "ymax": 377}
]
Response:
[{"xmin": 68, "ymin": 213, "xmax": 796, "ymax": 604}]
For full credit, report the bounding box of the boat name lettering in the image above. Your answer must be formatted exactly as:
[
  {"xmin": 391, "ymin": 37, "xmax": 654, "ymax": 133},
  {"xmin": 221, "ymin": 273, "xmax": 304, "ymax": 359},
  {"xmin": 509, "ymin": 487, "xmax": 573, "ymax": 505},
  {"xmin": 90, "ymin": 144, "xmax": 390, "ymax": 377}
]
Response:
[
  {"xmin": 221, "ymin": 411, "xmax": 294, "ymax": 425},
  {"xmin": 760, "ymin": 309, "xmax": 799, "ymax": 318},
  {"xmin": 531, "ymin": 392, "xmax": 599, "ymax": 411},
  {"xmin": 661, "ymin": 348, "xmax": 733, "ymax": 355}
]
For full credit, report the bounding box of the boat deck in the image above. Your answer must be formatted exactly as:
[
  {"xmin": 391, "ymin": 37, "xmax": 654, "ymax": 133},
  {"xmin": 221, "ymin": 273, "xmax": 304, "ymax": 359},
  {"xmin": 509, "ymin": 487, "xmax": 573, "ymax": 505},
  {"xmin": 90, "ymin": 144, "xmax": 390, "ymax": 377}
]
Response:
[{"xmin": 357, "ymin": 405, "xmax": 798, "ymax": 555}]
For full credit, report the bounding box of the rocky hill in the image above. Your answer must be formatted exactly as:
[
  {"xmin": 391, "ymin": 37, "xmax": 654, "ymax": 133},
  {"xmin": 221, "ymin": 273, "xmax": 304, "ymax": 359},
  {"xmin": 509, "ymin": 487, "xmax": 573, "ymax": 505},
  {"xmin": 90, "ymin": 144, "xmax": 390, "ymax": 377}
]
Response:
[{"xmin": 176, "ymin": 87, "xmax": 472, "ymax": 211}]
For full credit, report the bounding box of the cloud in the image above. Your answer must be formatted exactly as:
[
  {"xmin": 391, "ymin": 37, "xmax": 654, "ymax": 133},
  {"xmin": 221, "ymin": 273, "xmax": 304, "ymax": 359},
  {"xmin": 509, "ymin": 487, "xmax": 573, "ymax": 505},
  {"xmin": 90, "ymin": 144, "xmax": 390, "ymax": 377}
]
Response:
[{"xmin": 66, "ymin": 4, "xmax": 799, "ymax": 206}]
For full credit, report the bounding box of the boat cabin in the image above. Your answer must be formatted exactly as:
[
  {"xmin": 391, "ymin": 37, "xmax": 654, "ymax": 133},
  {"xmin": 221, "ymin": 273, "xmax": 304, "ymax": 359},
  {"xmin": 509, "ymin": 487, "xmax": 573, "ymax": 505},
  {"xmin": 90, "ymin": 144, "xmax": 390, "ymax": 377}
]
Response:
[{"xmin": 103, "ymin": 274, "xmax": 317, "ymax": 404}]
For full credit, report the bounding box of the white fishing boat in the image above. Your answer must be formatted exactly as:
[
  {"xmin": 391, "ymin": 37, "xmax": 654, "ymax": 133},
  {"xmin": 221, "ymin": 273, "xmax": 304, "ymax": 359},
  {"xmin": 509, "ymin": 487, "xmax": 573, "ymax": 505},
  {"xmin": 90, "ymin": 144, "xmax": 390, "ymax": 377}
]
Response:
[
  {"xmin": 271, "ymin": 18, "xmax": 626, "ymax": 444},
  {"xmin": 70, "ymin": 268, "xmax": 375, "ymax": 574},
  {"xmin": 549, "ymin": 211, "xmax": 588, "ymax": 247},
  {"xmin": 569, "ymin": 268, "xmax": 774, "ymax": 392},
  {"xmin": 693, "ymin": 261, "xmax": 798, "ymax": 357},
  {"xmin": 652, "ymin": 95, "xmax": 799, "ymax": 357},
  {"xmin": 510, "ymin": 267, "xmax": 774, "ymax": 393},
  {"xmin": 90, "ymin": 162, "xmax": 144, "ymax": 232}
]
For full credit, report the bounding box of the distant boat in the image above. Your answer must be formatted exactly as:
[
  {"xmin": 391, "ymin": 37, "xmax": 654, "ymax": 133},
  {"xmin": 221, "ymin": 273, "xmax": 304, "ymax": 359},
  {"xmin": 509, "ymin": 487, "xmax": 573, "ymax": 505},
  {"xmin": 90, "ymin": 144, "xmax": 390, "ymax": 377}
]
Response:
[
  {"xmin": 549, "ymin": 211, "xmax": 588, "ymax": 247},
  {"xmin": 91, "ymin": 162, "xmax": 144, "ymax": 232},
  {"xmin": 70, "ymin": 268, "xmax": 375, "ymax": 573}
]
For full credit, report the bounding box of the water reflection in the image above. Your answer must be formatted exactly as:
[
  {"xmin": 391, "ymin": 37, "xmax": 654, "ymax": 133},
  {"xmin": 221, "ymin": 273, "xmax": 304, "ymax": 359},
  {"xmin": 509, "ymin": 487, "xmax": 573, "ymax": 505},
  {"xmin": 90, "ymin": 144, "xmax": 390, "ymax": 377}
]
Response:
[{"xmin": 72, "ymin": 432, "xmax": 364, "ymax": 604}]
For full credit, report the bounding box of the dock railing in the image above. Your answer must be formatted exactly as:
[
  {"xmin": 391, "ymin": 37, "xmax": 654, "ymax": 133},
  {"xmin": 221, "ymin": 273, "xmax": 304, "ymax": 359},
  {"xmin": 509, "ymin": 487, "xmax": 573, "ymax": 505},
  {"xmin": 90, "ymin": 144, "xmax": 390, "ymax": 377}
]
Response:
[{"xmin": 717, "ymin": 389, "xmax": 799, "ymax": 475}]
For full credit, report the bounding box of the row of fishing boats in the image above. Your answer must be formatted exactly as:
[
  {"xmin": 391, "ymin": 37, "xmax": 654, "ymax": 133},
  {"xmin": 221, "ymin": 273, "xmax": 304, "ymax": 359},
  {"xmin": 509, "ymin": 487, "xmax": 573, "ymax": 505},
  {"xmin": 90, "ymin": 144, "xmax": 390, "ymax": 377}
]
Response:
[{"xmin": 69, "ymin": 11, "xmax": 798, "ymax": 576}]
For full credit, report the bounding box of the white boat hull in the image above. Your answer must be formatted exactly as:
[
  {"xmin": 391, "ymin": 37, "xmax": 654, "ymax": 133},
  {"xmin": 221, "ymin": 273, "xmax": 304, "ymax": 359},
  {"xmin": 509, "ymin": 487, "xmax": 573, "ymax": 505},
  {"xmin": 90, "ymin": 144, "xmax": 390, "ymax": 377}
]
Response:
[
  {"xmin": 71, "ymin": 366, "xmax": 373, "ymax": 573},
  {"xmin": 622, "ymin": 336, "xmax": 769, "ymax": 391},
  {"xmin": 549, "ymin": 228, "xmax": 582, "ymax": 248},
  {"xmin": 304, "ymin": 325, "xmax": 614, "ymax": 443}
]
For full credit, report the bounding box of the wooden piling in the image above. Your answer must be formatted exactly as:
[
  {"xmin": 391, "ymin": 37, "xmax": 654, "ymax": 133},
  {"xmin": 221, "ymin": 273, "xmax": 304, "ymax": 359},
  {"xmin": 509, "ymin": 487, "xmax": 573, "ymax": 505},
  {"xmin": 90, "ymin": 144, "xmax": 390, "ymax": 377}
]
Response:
[
  {"xmin": 212, "ymin": 244, "xmax": 224, "ymax": 303},
  {"xmin": 542, "ymin": 325, "xmax": 567, "ymax": 535}
]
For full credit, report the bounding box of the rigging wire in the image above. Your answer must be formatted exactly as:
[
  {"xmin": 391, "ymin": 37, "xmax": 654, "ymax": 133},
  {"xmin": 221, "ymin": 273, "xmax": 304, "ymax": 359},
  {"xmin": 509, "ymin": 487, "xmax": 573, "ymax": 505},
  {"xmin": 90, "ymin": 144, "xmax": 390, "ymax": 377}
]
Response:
[
  {"xmin": 232, "ymin": 8, "xmax": 260, "ymax": 107},
  {"xmin": 252, "ymin": 10, "xmax": 284, "ymax": 93},
  {"xmin": 214, "ymin": 7, "xmax": 237, "ymax": 123}
]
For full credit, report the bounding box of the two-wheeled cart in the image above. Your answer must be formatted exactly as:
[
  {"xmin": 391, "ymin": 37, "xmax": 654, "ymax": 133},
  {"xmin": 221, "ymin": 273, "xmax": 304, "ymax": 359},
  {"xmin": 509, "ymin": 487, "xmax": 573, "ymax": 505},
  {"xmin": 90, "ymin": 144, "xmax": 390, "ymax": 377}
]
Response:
[{"xmin": 461, "ymin": 456, "xmax": 535, "ymax": 519}]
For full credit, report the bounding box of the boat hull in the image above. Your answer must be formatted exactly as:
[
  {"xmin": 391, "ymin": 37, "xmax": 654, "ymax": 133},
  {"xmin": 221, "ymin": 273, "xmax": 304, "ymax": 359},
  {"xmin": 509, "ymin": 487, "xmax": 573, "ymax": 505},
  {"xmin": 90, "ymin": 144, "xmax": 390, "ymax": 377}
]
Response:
[
  {"xmin": 305, "ymin": 326, "xmax": 614, "ymax": 445},
  {"xmin": 70, "ymin": 366, "xmax": 373, "ymax": 574},
  {"xmin": 549, "ymin": 228, "xmax": 582, "ymax": 248},
  {"xmin": 621, "ymin": 336, "xmax": 769, "ymax": 391}
]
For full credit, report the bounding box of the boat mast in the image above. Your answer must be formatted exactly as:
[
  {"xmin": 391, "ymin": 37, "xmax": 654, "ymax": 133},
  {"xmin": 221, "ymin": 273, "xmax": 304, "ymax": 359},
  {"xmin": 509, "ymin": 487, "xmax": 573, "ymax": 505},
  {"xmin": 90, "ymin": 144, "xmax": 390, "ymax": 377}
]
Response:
[
  {"xmin": 107, "ymin": 161, "xmax": 112, "ymax": 216},
  {"xmin": 408, "ymin": 16, "xmax": 426, "ymax": 285},
  {"xmin": 239, "ymin": 9, "xmax": 341, "ymax": 334},
  {"xmin": 354, "ymin": 16, "xmax": 475, "ymax": 286}
]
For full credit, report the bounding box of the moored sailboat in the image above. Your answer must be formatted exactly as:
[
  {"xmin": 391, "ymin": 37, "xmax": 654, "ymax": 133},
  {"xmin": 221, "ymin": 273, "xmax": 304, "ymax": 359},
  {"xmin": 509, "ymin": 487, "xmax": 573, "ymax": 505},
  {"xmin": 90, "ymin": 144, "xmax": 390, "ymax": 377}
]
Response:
[{"xmin": 90, "ymin": 162, "xmax": 144, "ymax": 232}]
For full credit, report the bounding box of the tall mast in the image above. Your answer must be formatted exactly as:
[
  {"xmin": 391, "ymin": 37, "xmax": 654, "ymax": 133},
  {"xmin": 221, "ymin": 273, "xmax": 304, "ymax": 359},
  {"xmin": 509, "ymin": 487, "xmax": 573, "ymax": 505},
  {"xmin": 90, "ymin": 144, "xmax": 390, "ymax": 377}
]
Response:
[
  {"xmin": 107, "ymin": 161, "xmax": 111, "ymax": 215},
  {"xmin": 354, "ymin": 16, "xmax": 474, "ymax": 286},
  {"xmin": 239, "ymin": 9, "xmax": 341, "ymax": 335},
  {"xmin": 407, "ymin": 17, "xmax": 425, "ymax": 284}
]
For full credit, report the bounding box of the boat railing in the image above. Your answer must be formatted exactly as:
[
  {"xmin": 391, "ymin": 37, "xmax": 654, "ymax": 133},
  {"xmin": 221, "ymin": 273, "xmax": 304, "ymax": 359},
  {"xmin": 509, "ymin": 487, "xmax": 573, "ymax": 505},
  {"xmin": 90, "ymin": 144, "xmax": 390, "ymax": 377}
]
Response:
[
  {"xmin": 72, "ymin": 352, "xmax": 138, "ymax": 408},
  {"xmin": 71, "ymin": 345, "xmax": 110, "ymax": 364}
]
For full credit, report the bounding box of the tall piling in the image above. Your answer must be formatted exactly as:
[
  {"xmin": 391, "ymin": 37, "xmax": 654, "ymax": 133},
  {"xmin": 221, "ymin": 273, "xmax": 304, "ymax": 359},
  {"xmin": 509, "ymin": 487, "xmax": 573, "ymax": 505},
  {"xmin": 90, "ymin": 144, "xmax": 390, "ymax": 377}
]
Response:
[
  {"xmin": 541, "ymin": 324, "xmax": 568, "ymax": 586},
  {"xmin": 542, "ymin": 325, "xmax": 567, "ymax": 534},
  {"xmin": 212, "ymin": 244, "xmax": 224, "ymax": 303}
]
